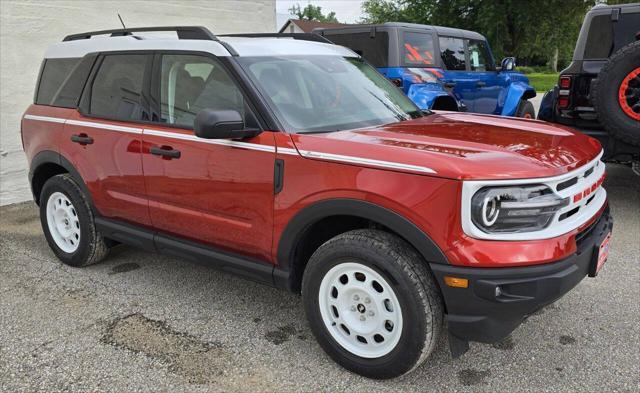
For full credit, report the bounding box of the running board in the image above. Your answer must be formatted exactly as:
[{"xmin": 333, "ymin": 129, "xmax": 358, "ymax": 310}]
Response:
[{"xmin": 95, "ymin": 217, "xmax": 287, "ymax": 288}]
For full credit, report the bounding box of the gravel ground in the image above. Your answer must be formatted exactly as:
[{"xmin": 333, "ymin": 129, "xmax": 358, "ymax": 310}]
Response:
[{"xmin": 1, "ymin": 164, "xmax": 638, "ymax": 393}]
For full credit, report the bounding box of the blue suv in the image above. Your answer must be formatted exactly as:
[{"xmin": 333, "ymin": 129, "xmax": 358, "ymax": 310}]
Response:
[{"xmin": 315, "ymin": 23, "xmax": 537, "ymax": 117}]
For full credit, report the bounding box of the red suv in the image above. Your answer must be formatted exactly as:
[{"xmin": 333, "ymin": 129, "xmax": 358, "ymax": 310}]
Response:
[{"xmin": 22, "ymin": 27, "xmax": 613, "ymax": 379}]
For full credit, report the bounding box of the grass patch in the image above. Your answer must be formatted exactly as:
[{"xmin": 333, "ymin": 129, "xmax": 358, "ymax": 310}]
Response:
[{"xmin": 526, "ymin": 73, "xmax": 559, "ymax": 92}]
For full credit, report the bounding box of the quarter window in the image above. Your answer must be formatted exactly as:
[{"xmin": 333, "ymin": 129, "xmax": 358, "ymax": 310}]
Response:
[
  {"xmin": 402, "ymin": 32, "xmax": 436, "ymax": 67},
  {"xmin": 159, "ymin": 54, "xmax": 246, "ymax": 128},
  {"xmin": 467, "ymin": 40, "xmax": 494, "ymax": 71},
  {"xmin": 323, "ymin": 32, "xmax": 389, "ymax": 67},
  {"xmin": 36, "ymin": 58, "xmax": 81, "ymax": 106},
  {"xmin": 438, "ymin": 37, "xmax": 466, "ymax": 71},
  {"xmin": 89, "ymin": 54, "xmax": 149, "ymax": 120}
]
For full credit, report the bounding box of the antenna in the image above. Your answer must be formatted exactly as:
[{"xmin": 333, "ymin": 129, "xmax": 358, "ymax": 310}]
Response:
[{"xmin": 117, "ymin": 13, "xmax": 126, "ymax": 29}]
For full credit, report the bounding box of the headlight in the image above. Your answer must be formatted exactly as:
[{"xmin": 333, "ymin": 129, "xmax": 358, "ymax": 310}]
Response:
[{"xmin": 470, "ymin": 185, "xmax": 569, "ymax": 233}]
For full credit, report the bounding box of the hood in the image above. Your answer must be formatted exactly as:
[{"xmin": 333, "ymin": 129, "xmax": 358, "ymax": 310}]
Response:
[{"xmin": 290, "ymin": 112, "xmax": 603, "ymax": 180}]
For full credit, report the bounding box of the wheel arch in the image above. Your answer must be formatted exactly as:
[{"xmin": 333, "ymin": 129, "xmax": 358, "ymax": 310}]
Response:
[
  {"xmin": 501, "ymin": 82, "xmax": 537, "ymax": 116},
  {"xmin": 276, "ymin": 199, "xmax": 449, "ymax": 292},
  {"xmin": 30, "ymin": 150, "xmax": 94, "ymax": 210}
]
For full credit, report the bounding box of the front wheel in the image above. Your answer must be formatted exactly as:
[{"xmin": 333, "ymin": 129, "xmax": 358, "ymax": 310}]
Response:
[
  {"xmin": 302, "ymin": 229, "xmax": 443, "ymax": 379},
  {"xmin": 516, "ymin": 99, "xmax": 535, "ymax": 118}
]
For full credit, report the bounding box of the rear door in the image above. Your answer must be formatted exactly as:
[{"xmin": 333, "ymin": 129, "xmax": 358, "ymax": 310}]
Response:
[
  {"xmin": 63, "ymin": 53, "xmax": 152, "ymax": 226},
  {"xmin": 437, "ymin": 36, "xmax": 478, "ymax": 111},
  {"xmin": 467, "ymin": 39, "xmax": 502, "ymax": 114},
  {"xmin": 141, "ymin": 52, "xmax": 276, "ymax": 262}
]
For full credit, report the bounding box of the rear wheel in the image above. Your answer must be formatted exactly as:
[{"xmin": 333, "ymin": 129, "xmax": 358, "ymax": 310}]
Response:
[
  {"xmin": 302, "ymin": 229, "xmax": 443, "ymax": 379},
  {"xmin": 593, "ymin": 41, "xmax": 640, "ymax": 146},
  {"xmin": 516, "ymin": 99, "xmax": 535, "ymax": 118},
  {"xmin": 40, "ymin": 174, "xmax": 109, "ymax": 267}
]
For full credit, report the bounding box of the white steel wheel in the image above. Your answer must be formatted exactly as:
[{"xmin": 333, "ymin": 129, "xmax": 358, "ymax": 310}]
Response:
[
  {"xmin": 318, "ymin": 262, "xmax": 403, "ymax": 358},
  {"xmin": 46, "ymin": 191, "xmax": 81, "ymax": 253}
]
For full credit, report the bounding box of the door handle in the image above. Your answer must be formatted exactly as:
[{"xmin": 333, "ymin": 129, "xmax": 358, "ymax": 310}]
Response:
[
  {"xmin": 477, "ymin": 81, "xmax": 487, "ymax": 87},
  {"xmin": 71, "ymin": 134, "xmax": 93, "ymax": 145},
  {"xmin": 444, "ymin": 82, "xmax": 456, "ymax": 88},
  {"xmin": 150, "ymin": 146, "xmax": 181, "ymax": 159}
]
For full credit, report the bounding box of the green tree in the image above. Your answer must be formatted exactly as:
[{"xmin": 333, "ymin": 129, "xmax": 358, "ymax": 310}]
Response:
[
  {"xmin": 361, "ymin": 0, "xmax": 596, "ymax": 69},
  {"xmin": 289, "ymin": 3, "xmax": 339, "ymax": 23}
]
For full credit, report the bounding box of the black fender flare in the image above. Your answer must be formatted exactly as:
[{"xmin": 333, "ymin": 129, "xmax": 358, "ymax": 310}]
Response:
[
  {"xmin": 29, "ymin": 150, "xmax": 95, "ymax": 211},
  {"xmin": 276, "ymin": 198, "xmax": 449, "ymax": 274}
]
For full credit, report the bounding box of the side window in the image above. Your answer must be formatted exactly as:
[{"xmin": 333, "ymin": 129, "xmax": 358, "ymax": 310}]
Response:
[
  {"xmin": 467, "ymin": 40, "xmax": 494, "ymax": 71},
  {"xmin": 159, "ymin": 54, "xmax": 246, "ymax": 128},
  {"xmin": 36, "ymin": 58, "xmax": 80, "ymax": 105},
  {"xmin": 402, "ymin": 32, "xmax": 435, "ymax": 66},
  {"xmin": 438, "ymin": 36, "xmax": 466, "ymax": 71},
  {"xmin": 52, "ymin": 56, "xmax": 95, "ymax": 108},
  {"xmin": 89, "ymin": 54, "xmax": 149, "ymax": 121},
  {"xmin": 584, "ymin": 14, "xmax": 613, "ymax": 59},
  {"xmin": 324, "ymin": 32, "xmax": 389, "ymax": 67}
]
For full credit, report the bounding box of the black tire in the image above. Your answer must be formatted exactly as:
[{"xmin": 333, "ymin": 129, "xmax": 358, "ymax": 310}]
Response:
[
  {"xmin": 592, "ymin": 41, "xmax": 640, "ymax": 146},
  {"xmin": 39, "ymin": 174, "xmax": 109, "ymax": 267},
  {"xmin": 516, "ymin": 99, "xmax": 535, "ymax": 119},
  {"xmin": 302, "ymin": 229, "xmax": 443, "ymax": 379}
]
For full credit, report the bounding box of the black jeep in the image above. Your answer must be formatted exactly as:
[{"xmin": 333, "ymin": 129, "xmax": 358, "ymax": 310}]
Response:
[{"xmin": 538, "ymin": 3, "xmax": 640, "ymax": 163}]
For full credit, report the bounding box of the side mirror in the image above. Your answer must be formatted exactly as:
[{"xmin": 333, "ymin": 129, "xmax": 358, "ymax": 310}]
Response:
[
  {"xmin": 500, "ymin": 57, "xmax": 516, "ymax": 72},
  {"xmin": 194, "ymin": 109, "xmax": 261, "ymax": 140}
]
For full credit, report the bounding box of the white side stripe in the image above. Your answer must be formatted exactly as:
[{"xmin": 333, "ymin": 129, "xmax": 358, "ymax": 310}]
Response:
[
  {"xmin": 143, "ymin": 129, "xmax": 275, "ymax": 152},
  {"xmin": 298, "ymin": 150, "xmax": 436, "ymax": 174},
  {"xmin": 277, "ymin": 147, "xmax": 300, "ymax": 156},
  {"xmin": 67, "ymin": 119, "xmax": 142, "ymax": 134},
  {"xmin": 23, "ymin": 114, "xmax": 66, "ymax": 124},
  {"xmin": 23, "ymin": 114, "xmax": 437, "ymax": 174}
]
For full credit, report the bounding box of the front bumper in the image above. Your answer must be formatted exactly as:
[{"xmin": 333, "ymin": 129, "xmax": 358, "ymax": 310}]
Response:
[{"xmin": 430, "ymin": 206, "xmax": 613, "ymax": 344}]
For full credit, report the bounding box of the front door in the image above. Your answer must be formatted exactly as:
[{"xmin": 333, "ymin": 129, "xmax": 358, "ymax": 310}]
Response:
[
  {"xmin": 467, "ymin": 39, "xmax": 502, "ymax": 114},
  {"xmin": 437, "ymin": 36, "xmax": 478, "ymax": 111},
  {"xmin": 141, "ymin": 53, "xmax": 276, "ymax": 262}
]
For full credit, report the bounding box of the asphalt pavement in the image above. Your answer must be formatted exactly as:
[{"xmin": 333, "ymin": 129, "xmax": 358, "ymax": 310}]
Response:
[{"xmin": 1, "ymin": 164, "xmax": 638, "ymax": 392}]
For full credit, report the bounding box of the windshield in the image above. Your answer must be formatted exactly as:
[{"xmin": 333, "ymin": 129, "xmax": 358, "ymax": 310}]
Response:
[
  {"xmin": 402, "ymin": 32, "xmax": 436, "ymax": 67},
  {"xmin": 237, "ymin": 56, "xmax": 422, "ymax": 133}
]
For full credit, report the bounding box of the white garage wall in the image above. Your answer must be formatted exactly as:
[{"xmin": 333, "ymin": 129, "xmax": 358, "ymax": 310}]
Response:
[{"xmin": 0, "ymin": 0, "xmax": 276, "ymax": 206}]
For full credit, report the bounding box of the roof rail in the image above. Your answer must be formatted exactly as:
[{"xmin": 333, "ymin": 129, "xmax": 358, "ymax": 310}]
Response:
[
  {"xmin": 219, "ymin": 33, "xmax": 333, "ymax": 44},
  {"xmin": 63, "ymin": 26, "xmax": 217, "ymax": 42}
]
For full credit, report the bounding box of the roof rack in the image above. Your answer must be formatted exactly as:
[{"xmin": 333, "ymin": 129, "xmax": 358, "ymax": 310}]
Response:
[
  {"xmin": 219, "ymin": 33, "xmax": 333, "ymax": 44},
  {"xmin": 63, "ymin": 26, "xmax": 217, "ymax": 42}
]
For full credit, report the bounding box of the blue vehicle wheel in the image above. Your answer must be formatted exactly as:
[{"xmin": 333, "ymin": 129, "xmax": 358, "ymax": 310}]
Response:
[{"xmin": 515, "ymin": 100, "xmax": 535, "ymax": 118}]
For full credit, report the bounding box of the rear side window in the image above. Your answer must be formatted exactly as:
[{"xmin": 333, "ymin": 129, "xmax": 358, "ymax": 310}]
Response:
[
  {"xmin": 402, "ymin": 32, "xmax": 435, "ymax": 67},
  {"xmin": 584, "ymin": 14, "xmax": 613, "ymax": 59},
  {"xmin": 89, "ymin": 54, "xmax": 149, "ymax": 120},
  {"xmin": 438, "ymin": 37, "xmax": 466, "ymax": 71},
  {"xmin": 36, "ymin": 58, "xmax": 80, "ymax": 105},
  {"xmin": 324, "ymin": 32, "xmax": 389, "ymax": 67}
]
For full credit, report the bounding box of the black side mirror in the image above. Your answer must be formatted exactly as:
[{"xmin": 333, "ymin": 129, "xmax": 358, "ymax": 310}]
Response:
[
  {"xmin": 194, "ymin": 109, "xmax": 261, "ymax": 140},
  {"xmin": 500, "ymin": 57, "xmax": 516, "ymax": 72}
]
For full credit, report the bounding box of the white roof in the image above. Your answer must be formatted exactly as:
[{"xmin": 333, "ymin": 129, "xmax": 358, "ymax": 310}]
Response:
[{"xmin": 44, "ymin": 35, "xmax": 358, "ymax": 59}]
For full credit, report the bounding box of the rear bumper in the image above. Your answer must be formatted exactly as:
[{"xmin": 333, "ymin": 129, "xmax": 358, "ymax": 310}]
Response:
[{"xmin": 430, "ymin": 206, "xmax": 613, "ymax": 343}]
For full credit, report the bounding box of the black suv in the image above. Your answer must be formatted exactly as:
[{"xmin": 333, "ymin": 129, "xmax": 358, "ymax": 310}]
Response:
[{"xmin": 538, "ymin": 3, "xmax": 640, "ymax": 163}]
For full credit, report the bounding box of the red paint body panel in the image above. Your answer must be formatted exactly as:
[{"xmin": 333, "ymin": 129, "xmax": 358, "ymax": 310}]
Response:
[
  {"xmin": 64, "ymin": 110, "xmax": 151, "ymax": 226},
  {"xmin": 142, "ymin": 125, "xmax": 276, "ymax": 261},
  {"xmin": 291, "ymin": 112, "xmax": 602, "ymax": 180},
  {"xmin": 22, "ymin": 105, "xmax": 68, "ymax": 167}
]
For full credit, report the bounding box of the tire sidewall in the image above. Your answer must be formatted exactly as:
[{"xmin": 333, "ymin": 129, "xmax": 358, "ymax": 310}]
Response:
[
  {"xmin": 302, "ymin": 241, "xmax": 430, "ymax": 378},
  {"xmin": 517, "ymin": 99, "xmax": 535, "ymax": 118},
  {"xmin": 39, "ymin": 175, "xmax": 96, "ymax": 267}
]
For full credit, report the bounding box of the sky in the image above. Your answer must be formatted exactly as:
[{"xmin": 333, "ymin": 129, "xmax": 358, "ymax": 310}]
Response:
[{"xmin": 276, "ymin": 0, "xmax": 365, "ymax": 24}]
